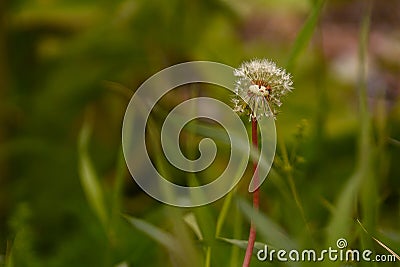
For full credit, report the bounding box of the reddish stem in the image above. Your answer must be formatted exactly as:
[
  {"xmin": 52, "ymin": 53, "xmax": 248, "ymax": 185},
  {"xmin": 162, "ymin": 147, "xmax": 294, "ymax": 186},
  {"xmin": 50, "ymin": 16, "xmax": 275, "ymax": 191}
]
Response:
[{"xmin": 243, "ymin": 118, "xmax": 259, "ymax": 267}]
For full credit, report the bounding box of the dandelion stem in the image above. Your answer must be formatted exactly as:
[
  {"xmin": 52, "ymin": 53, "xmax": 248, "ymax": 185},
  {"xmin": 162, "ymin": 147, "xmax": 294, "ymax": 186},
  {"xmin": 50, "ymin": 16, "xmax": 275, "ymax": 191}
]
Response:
[{"xmin": 243, "ymin": 118, "xmax": 259, "ymax": 267}]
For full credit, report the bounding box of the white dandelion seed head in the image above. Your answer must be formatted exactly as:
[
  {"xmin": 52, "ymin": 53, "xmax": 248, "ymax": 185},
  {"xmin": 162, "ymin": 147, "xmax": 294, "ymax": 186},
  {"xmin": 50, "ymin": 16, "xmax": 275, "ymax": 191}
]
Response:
[{"xmin": 233, "ymin": 59, "xmax": 294, "ymax": 120}]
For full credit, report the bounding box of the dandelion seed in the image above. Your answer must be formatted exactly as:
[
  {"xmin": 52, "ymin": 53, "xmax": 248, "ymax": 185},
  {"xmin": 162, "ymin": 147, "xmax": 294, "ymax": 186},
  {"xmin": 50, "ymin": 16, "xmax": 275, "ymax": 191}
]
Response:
[{"xmin": 233, "ymin": 59, "xmax": 294, "ymax": 120}]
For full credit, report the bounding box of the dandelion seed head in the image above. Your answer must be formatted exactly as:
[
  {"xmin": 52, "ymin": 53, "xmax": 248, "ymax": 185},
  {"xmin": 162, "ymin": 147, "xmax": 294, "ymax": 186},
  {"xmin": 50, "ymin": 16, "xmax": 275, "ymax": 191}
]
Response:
[{"xmin": 233, "ymin": 59, "xmax": 294, "ymax": 120}]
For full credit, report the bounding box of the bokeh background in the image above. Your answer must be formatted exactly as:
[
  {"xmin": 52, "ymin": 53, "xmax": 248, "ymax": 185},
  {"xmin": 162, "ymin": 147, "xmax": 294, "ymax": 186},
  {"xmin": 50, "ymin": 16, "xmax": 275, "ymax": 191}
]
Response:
[{"xmin": 1, "ymin": 0, "xmax": 399, "ymax": 266}]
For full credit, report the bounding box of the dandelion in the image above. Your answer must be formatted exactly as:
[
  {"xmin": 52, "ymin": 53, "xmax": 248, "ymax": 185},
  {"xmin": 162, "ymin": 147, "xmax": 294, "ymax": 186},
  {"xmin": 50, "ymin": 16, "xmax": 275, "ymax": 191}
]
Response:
[
  {"xmin": 233, "ymin": 59, "xmax": 293, "ymax": 267},
  {"xmin": 233, "ymin": 59, "xmax": 293, "ymax": 120}
]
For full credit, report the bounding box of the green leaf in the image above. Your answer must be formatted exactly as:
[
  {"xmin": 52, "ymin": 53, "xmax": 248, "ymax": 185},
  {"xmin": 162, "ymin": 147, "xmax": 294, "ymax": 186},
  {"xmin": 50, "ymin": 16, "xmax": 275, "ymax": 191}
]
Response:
[
  {"xmin": 326, "ymin": 172, "xmax": 362, "ymax": 245},
  {"xmin": 285, "ymin": 0, "xmax": 326, "ymax": 71},
  {"xmin": 237, "ymin": 198, "xmax": 297, "ymax": 251},
  {"xmin": 218, "ymin": 237, "xmax": 271, "ymax": 254},
  {"xmin": 215, "ymin": 189, "xmax": 234, "ymax": 237},
  {"xmin": 123, "ymin": 215, "xmax": 181, "ymax": 255},
  {"xmin": 183, "ymin": 212, "xmax": 204, "ymax": 240},
  {"xmin": 78, "ymin": 120, "xmax": 108, "ymax": 228}
]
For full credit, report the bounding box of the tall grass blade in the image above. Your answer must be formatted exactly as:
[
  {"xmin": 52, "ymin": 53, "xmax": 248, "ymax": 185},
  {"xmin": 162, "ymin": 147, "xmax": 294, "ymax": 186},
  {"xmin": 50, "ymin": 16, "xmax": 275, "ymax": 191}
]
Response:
[
  {"xmin": 218, "ymin": 237, "xmax": 270, "ymax": 253},
  {"xmin": 357, "ymin": 3, "xmax": 378, "ymax": 261},
  {"xmin": 326, "ymin": 172, "xmax": 361, "ymax": 245},
  {"xmin": 327, "ymin": 3, "xmax": 375, "ymax": 266},
  {"xmin": 78, "ymin": 119, "xmax": 108, "ymax": 229},
  {"xmin": 111, "ymin": 147, "xmax": 127, "ymax": 224},
  {"xmin": 215, "ymin": 190, "xmax": 234, "ymax": 237},
  {"xmin": 123, "ymin": 215, "xmax": 181, "ymax": 254},
  {"xmin": 238, "ymin": 198, "xmax": 297, "ymax": 251},
  {"xmin": 229, "ymin": 207, "xmax": 242, "ymax": 267},
  {"xmin": 285, "ymin": 0, "xmax": 326, "ymax": 71}
]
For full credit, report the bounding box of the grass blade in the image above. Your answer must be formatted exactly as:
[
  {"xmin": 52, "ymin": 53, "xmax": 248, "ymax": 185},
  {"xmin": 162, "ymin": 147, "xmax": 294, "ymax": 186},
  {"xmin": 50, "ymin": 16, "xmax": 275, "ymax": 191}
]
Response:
[
  {"xmin": 110, "ymin": 147, "xmax": 127, "ymax": 225},
  {"xmin": 327, "ymin": 4, "xmax": 375, "ymax": 264},
  {"xmin": 123, "ymin": 215, "xmax": 181, "ymax": 254},
  {"xmin": 183, "ymin": 212, "xmax": 204, "ymax": 240},
  {"xmin": 326, "ymin": 172, "xmax": 361, "ymax": 246},
  {"xmin": 238, "ymin": 198, "xmax": 297, "ymax": 251},
  {"xmin": 285, "ymin": 0, "xmax": 326, "ymax": 71},
  {"xmin": 5, "ymin": 240, "xmax": 13, "ymax": 267},
  {"xmin": 215, "ymin": 190, "xmax": 234, "ymax": 237},
  {"xmin": 78, "ymin": 119, "xmax": 108, "ymax": 228},
  {"xmin": 218, "ymin": 237, "xmax": 270, "ymax": 254},
  {"xmin": 124, "ymin": 214, "xmax": 201, "ymax": 266},
  {"xmin": 357, "ymin": 219, "xmax": 400, "ymax": 261}
]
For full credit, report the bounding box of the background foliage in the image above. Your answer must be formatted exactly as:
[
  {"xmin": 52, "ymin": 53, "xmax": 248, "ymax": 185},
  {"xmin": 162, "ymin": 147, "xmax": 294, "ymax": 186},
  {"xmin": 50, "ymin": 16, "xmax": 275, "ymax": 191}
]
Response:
[{"xmin": 1, "ymin": 0, "xmax": 399, "ymax": 266}]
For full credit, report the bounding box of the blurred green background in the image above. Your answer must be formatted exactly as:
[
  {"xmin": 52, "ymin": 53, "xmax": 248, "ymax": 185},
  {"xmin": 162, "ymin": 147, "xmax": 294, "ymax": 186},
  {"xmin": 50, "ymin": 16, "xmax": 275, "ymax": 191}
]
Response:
[{"xmin": 1, "ymin": 0, "xmax": 399, "ymax": 266}]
